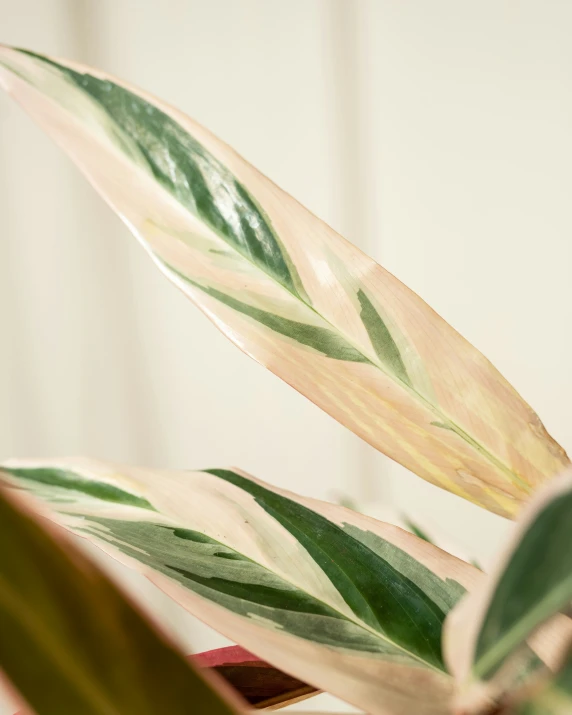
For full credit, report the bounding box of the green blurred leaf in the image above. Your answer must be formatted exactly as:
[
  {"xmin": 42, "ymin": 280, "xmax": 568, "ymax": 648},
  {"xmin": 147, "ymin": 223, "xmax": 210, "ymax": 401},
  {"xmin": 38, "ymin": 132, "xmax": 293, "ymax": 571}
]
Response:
[
  {"xmin": 0, "ymin": 484, "xmax": 243, "ymax": 715},
  {"xmin": 444, "ymin": 470, "xmax": 572, "ymax": 709}
]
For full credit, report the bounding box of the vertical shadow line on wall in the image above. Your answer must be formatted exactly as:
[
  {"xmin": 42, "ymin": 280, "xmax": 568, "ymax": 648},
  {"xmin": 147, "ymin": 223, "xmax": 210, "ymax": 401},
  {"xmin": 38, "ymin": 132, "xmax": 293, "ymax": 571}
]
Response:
[
  {"xmin": 64, "ymin": 0, "xmax": 159, "ymax": 464},
  {"xmin": 328, "ymin": 0, "xmax": 383, "ymax": 506},
  {"xmin": 0, "ymin": 96, "xmax": 47, "ymax": 454}
]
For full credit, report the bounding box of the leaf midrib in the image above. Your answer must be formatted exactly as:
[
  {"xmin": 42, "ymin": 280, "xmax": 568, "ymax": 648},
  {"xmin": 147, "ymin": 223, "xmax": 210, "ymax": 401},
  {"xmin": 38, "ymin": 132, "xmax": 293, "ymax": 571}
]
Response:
[
  {"xmin": 474, "ymin": 572, "xmax": 572, "ymax": 679},
  {"xmin": 71, "ymin": 494, "xmax": 447, "ymax": 676},
  {"xmin": 260, "ymin": 499, "xmax": 446, "ymax": 671}
]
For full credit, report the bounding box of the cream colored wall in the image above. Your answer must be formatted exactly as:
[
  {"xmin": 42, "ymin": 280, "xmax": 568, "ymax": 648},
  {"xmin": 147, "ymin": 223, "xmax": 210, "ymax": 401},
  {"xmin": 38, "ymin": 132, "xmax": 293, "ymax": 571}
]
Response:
[{"xmin": 1, "ymin": 2, "xmax": 572, "ymax": 713}]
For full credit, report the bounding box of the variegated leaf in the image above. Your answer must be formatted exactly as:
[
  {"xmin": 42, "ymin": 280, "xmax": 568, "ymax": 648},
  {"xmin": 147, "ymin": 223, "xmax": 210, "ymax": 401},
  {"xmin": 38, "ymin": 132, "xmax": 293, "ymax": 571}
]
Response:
[
  {"xmin": 193, "ymin": 645, "xmax": 319, "ymax": 709},
  {"xmin": 443, "ymin": 469, "xmax": 572, "ymax": 713},
  {"xmin": 1, "ymin": 459, "xmax": 482, "ymax": 715},
  {"xmin": 0, "ymin": 46, "xmax": 567, "ymax": 517},
  {"xmin": 0, "ymin": 482, "xmax": 243, "ymax": 715}
]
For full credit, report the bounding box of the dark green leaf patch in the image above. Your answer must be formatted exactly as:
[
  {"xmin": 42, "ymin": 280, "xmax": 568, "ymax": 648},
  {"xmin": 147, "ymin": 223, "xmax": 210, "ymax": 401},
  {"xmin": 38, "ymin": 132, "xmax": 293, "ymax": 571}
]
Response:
[
  {"xmin": 78, "ymin": 518, "xmax": 408, "ymax": 658},
  {"xmin": 207, "ymin": 469, "xmax": 467, "ymax": 670},
  {"xmin": 19, "ymin": 50, "xmax": 303, "ymax": 300},
  {"xmin": 357, "ymin": 290, "xmax": 410, "ymax": 385},
  {"xmin": 175, "ymin": 276, "xmax": 371, "ymax": 363},
  {"xmin": 1, "ymin": 467, "xmax": 155, "ymax": 511}
]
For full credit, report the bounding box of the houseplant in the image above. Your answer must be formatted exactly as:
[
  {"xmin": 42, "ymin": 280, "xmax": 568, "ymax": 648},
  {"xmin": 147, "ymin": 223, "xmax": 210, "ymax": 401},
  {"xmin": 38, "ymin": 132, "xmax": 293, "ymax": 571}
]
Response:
[{"xmin": 1, "ymin": 46, "xmax": 571, "ymax": 714}]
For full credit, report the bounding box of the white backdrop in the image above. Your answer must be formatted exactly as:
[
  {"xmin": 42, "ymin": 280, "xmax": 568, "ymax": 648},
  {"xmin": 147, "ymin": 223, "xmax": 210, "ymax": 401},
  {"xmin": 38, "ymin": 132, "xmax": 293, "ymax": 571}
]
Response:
[{"xmin": 2, "ymin": 2, "xmax": 572, "ymax": 713}]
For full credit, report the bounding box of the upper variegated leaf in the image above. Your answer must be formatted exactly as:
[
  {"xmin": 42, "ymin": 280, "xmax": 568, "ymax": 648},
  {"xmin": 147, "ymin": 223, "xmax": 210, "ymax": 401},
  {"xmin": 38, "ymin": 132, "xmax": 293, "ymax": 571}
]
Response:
[
  {"xmin": 443, "ymin": 469, "xmax": 572, "ymax": 712},
  {"xmin": 0, "ymin": 47, "xmax": 568, "ymax": 517},
  {"xmin": 1, "ymin": 458, "xmax": 482, "ymax": 715},
  {"xmin": 0, "ymin": 483, "xmax": 243, "ymax": 715}
]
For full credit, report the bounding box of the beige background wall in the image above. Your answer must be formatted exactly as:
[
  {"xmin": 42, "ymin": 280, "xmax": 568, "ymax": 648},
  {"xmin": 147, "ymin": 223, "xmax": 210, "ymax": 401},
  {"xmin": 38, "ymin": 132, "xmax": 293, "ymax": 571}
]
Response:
[{"xmin": 2, "ymin": 2, "xmax": 572, "ymax": 712}]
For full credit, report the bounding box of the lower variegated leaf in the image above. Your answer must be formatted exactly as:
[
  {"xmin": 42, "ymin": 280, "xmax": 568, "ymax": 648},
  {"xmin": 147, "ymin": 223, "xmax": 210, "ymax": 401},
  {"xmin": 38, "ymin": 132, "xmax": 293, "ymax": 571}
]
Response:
[
  {"xmin": 1, "ymin": 458, "xmax": 482, "ymax": 715},
  {"xmin": 0, "ymin": 483, "xmax": 243, "ymax": 715}
]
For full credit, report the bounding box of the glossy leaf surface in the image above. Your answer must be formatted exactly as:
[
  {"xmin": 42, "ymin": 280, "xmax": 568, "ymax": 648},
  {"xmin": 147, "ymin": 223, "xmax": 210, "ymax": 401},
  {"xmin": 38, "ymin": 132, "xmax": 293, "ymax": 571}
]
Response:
[{"xmin": 0, "ymin": 47, "xmax": 568, "ymax": 517}]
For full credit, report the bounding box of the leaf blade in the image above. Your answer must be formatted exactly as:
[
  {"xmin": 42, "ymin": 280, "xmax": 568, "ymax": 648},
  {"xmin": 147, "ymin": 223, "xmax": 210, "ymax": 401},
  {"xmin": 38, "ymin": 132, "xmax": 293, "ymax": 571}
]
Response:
[
  {"xmin": 0, "ymin": 46, "xmax": 568, "ymax": 516},
  {"xmin": 443, "ymin": 469, "xmax": 572, "ymax": 709},
  {"xmin": 1, "ymin": 458, "xmax": 480, "ymax": 715}
]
